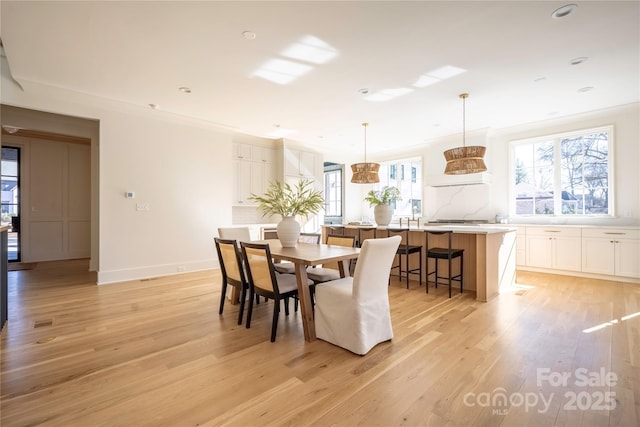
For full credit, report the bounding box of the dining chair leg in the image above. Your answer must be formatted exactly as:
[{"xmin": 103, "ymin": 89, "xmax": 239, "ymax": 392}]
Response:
[
  {"xmin": 271, "ymin": 300, "xmax": 280, "ymax": 342},
  {"xmin": 246, "ymin": 290, "xmax": 254, "ymax": 329},
  {"xmin": 237, "ymin": 286, "xmax": 247, "ymax": 325},
  {"xmin": 219, "ymin": 282, "xmax": 227, "ymax": 315}
]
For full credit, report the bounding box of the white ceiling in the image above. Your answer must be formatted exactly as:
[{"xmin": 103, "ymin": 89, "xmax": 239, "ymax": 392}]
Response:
[{"xmin": 1, "ymin": 1, "xmax": 638, "ymax": 154}]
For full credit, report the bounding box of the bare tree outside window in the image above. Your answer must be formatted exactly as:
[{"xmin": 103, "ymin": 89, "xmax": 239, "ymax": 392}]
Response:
[{"xmin": 512, "ymin": 127, "xmax": 611, "ymax": 217}]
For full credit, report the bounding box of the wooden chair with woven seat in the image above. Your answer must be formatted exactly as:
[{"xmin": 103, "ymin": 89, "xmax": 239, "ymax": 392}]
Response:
[
  {"xmin": 386, "ymin": 228, "xmax": 423, "ymax": 289},
  {"xmin": 214, "ymin": 238, "xmax": 248, "ymax": 325},
  {"xmin": 240, "ymin": 241, "xmax": 313, "ymax": 342},
  {"xmin": 273, "ymin": 233, "xmax": 321, "ymax": 275},
  {"xmin": 306, "ymin": 234, "xmax": 357, "ymax": 284},
  {"xmin": 425, "ymin": 230, "xmax": 464, "ymax": 298}
]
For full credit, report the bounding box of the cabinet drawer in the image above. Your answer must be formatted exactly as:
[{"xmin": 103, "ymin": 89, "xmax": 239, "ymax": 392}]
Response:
[
  {"xmin": 525, "ymin": 226, "xmax": 581, "ymax": 237},
  {"xmin": 581, "ymin": 228, "xmax": 640, "ymax": 240}
]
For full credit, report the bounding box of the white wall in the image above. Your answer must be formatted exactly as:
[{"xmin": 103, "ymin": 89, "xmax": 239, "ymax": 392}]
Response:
[{"xmin": 2, "ymin": 77, "xmax": 234, "ymax": 284}]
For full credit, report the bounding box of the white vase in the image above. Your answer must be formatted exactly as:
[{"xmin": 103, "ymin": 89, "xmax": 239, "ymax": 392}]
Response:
[
  {"xmin": 374, "ymin": 204, "xmax": 393, "ymax": 226},
  {"xmin": 277, "ymin": 216, "xmax": 301, "ymax": 247}
]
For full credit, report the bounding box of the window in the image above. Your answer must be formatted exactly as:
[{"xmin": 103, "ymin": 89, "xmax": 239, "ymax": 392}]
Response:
[
  {"xmin": 377, "ymin": 157, "xmax": 422, "ymax": 217},
  {"xmin": 511, "ymin": 126, "xmax": 612, "ymax": 216},
  {"xmin": 324, "ymin": 163, "xmax": 343, "ymax": 220}
]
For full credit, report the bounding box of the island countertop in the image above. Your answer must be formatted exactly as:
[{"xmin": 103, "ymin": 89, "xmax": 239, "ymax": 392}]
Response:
[{"xmin": 340, "ymin": 223, "xmax": 517, "ymax": 235}]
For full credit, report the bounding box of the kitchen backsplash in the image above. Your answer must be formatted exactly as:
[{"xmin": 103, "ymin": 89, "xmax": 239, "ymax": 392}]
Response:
[
  {"xmin": 232, "ymin": 206, "xmax": 275, "ymax": 224},
  {"xmin": 423, "ymin": 184, "xmax": 493, "ymax": 221}
]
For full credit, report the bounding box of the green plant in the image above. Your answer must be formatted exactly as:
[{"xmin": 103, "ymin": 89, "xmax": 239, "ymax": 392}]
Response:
[
  {"xmin": 364, "ymin": 186, "xmax": 401, "ymax": 207},
  {"xmin": 249, "ymin": 178, "xmax": 324, "ymax": 218}
]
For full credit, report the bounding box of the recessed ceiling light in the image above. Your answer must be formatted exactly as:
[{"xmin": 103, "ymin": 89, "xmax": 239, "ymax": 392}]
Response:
[
  {"xmin": 242, "ymin": 31, "xmax": 256, "ymax": 40},
  {"xmin": 534, "ymin": 77, "xmax": 547, "ymax": 83},
  {"xmin": 569, "ymin": 57, "xmax": 588, "ymax": 65},
  {"xmin": 149, "ymin": 103, "xmax": 159, "ymax": 109},
  {"xmin": 179, "ymin": 86, "xmax": 191, "ymax": 93},
  {"xmin": 552, "ymin": 4, "xmax": 577, "ymax": 19},
  {"xmin": 578, "ymin": 86, "xmax": 594, "ymax": 92},
  {"xmin": 358, "ymin": 88, "xmax": 370, "ymax": 95}
]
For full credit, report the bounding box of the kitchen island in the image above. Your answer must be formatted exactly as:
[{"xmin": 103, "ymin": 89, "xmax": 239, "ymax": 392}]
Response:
[{"xmin": 322, "ymin": 224, "xmax": 517, "ymax": 302}]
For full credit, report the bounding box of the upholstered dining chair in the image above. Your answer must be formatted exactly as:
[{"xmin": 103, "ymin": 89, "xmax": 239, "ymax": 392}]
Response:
[
  {"xmin": 306, "ymin": 234, "xmax": 357, "ymax": 283},
  {"xmin": 214, "ymin": 238, "xmax": 248, "ymax": 325},
  {"xmin": 314, "ymin": 235, "xmax": 401, "ymax": 355},
  {"xmin": 274, "ymin": 233, "xmax": 321, "ymax": 274},
  {"xmin": 240, "ymin": 241, "xmax": 313, "ymax": 342},
  {"xmin": 218, "ymin": 226, "xmax": 252, "ymax": 243}
]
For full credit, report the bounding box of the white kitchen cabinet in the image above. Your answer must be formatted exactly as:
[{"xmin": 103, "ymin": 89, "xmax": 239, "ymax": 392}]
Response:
[
  {"xmin": 252, "ymin": 145, "xmax": 275, "ymax": 164},
  {"xmin": 233, "ymin": 142, "xmax": 252, "ymax": 160},
  {"xmin": 233, "ymin": 145, "xmax": 276, "ymax": 205},
  {"xmin": 284, "ymin": 148, "xmax": 317, "ymax": 178},
  {"xmin": 233, "ymin": 159, "xmax": 252, "ymax": 205},
  {"xmin": 582, "ymin": 228, "xmax": 640, "ymax": 278},
  {"xmin": 516, "ymin": 227, "xmax": 526, "ymax": 266},
  {"xmin": 525, "ymin": 227, "xmax": 581, "ymax": 271}
]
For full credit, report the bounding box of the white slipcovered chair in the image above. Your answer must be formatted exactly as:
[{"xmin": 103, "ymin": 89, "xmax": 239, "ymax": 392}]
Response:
[
  {"xmin": 218, "ymin": 226, "xmax": 252, "ymax": 243},
  {"xmin": 314, "ymin": 235, "xmax": 401, "ymax": 355}
]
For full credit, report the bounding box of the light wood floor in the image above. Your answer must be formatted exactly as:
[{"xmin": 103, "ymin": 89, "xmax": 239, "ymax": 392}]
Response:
[{"xmin": 1, "ymin": 259, "xmax": 638, "ymax": 426}]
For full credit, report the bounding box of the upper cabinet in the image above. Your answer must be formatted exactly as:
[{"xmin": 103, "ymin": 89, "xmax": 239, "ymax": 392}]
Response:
[
  {"xmin": 232, "ymin": 141, "xmax": 276, "ymax": 205},
  {"xmin": 233, "ymin": 142, "xmax": 252, "ymax": 160},
  {"xmin": 284, "ymin": 147, "xmax": 318, "ymax": 178}
]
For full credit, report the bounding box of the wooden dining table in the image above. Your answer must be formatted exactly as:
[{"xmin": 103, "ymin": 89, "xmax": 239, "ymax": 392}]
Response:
[{"xmin": 260, "ymin": 239, "xmax": 360, "ymax": 342}]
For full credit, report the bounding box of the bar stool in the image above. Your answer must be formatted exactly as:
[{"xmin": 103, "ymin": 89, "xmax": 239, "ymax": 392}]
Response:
[
  {"xmin": 356, "ymin": 227, "xmax": 377, "ymax": 248},
  {"xmin": 425, "ymin": 230, "xmax": 463, "ymax": 297},
  {"xmin": 326, "ymin": 226, "xmax": 345, "ymax": 238},
  {"xmin": 387, "ymin": 228, "xmax": 422, "ymax": 289}
]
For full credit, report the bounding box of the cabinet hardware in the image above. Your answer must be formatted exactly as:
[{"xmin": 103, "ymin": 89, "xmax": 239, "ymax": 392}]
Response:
[
  {"xmin": 544, "ymin": 230, "xmax": 561, "ymax": 233},
  {"xmin": 604, "ymin": 232, "xmax": 626, "ymax": 235}
]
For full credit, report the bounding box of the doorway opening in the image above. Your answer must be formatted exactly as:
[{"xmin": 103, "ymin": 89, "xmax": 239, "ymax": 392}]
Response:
[{"xmin": 1, "ymin": 146, "xmax": 20, "ymax": 262}]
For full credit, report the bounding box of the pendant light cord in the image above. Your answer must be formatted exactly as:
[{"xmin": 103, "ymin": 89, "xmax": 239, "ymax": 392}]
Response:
[
  {"xmin": 362, "ymin": 122, "xmax": 368, "ymax": 162},
  {"xmin": 460, "ymin": 93, "xmax": 468, "ymax": 148}
]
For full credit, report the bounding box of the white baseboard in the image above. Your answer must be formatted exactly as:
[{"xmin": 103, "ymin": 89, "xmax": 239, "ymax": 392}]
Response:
[
  {"xmin": 97, "ymin": 258, "xmax": 219, "ymax": 285},
  {"xmin": 517, "ymin": 266, "xmax": 640, "ymax": 284}
]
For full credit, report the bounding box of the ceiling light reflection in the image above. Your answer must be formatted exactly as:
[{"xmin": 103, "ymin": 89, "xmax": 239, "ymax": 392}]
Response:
[
  {"xmin": 253, "ymin": 58, "xmax": 313, "ymax": 85},
  {"xmin": 281, "ymin": 35, "xmax": 338, "ymax": 64}
]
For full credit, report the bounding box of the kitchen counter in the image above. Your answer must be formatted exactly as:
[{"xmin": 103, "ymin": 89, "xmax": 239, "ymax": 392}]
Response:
[
  {"xmin": 323, "ymin": 224, "xmax": 517, "ymax": 302},
  {"xmin": 341, "ymin": 223, "xmax": 517, "ymax": 235}
]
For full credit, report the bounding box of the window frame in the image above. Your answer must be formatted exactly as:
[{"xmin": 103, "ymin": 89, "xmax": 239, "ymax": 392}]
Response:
[
  {"xmin": 376, "ymin": 156, "xmax": 423, "ymax": 218},
  {"xmin": 509, "ymin": 125, "xmax": 615, "ymax": 218}
]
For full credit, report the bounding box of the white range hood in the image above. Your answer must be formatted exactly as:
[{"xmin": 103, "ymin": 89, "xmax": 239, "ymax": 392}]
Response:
[{"xmin": 425, "ymin": 172, "xmax": 492, "ymax": 187}]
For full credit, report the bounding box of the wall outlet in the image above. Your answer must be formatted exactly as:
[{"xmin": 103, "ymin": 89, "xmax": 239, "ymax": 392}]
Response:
[
  {"xmin": 136, "ymin": 203, "xmax": 150, "ymax": 211},
  {"xmin": 624, "ymin": 210, "xmax": 632, "ymax": 218},
  {"xmin": 177, "ymin": 265, "xmax": 186, "ymax": 272}
]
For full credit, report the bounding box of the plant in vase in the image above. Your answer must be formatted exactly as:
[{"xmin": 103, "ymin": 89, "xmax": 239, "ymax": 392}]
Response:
[
  {"xmin": 364, "ymin": 186, "xmax": 401, "ymax": 226},
  {"xmin": 249, "ymin": 178, "xmax": 324, "ymax": 247}
]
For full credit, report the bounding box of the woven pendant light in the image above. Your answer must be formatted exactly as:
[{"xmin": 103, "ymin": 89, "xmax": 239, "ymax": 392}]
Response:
[
  {"xmin": 351, "ymin": 123, "xmax": 380, "ymax": 183},
  {"xmin": 444, "ymin": 93, "xmax": 487, "ymax": 175}
]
